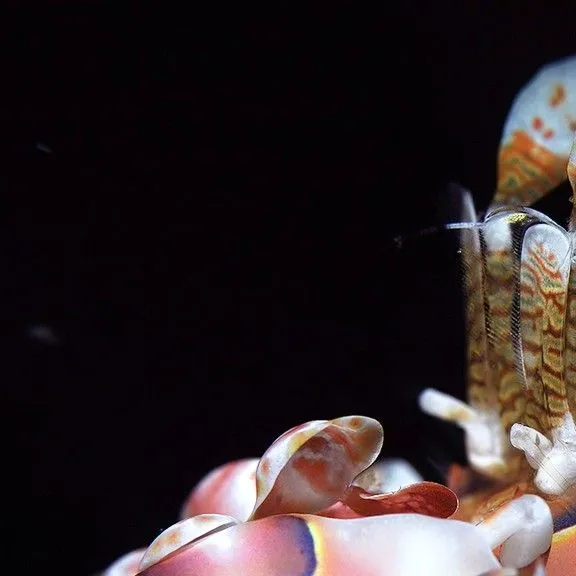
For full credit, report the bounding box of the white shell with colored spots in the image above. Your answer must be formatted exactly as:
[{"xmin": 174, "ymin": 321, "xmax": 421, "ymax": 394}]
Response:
[{"xmin": 502, "ymin": 55, "xmax": 576, "ymax": 156}]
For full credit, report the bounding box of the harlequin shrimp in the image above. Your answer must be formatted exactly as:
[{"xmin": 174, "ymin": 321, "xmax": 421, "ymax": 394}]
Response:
[
  {"xmin": 420, "ymin": 54, "xmax": 576, "ymax": 575},
  {"xmin": 101, "ymin": 416, "xmax": 550, "ymax": 575},
  {"xmin": 99, "ymin": 55, "xmax": 576, "ymax": 575}
]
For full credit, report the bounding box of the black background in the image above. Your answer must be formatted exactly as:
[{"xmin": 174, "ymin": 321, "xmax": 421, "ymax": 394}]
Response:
[{"xmin": 4, "ymin": 3, "xmax": 576, "ymax": 574}]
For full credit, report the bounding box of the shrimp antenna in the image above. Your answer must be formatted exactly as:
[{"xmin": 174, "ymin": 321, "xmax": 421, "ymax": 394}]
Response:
[{"xmin": 390, "ymin": 221, "xmax": 480, "ymax": 250}]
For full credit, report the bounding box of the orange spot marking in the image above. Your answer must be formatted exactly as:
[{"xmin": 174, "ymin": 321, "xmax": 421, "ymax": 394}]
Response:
[
  {"xmin": 532, "ymin": 116, "xmax": 544, "ymax": 131},
  {"xmin": 548, "ymin": 252, "xmax": 558, "ymax": 264},
  {"xmin": 543, "ymin": 129, "xmax": 555, "ymax": 139},
  {"xmin": 549, "ymin": 84, "xmax": 566, "ymax": 108},
  {"xmin": 260, "ymin": 458, "xmax": 270, "ymax": 475},
  {"xmin": 349, "ymin": 417, "xmax": 362, "ymax": 429},
  {"xmin": 166, "ymin": 530, "xmax": 180, "ymax": 546}
]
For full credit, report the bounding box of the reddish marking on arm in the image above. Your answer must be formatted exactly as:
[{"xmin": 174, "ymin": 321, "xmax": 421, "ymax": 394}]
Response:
[
  {"xmin": 549, "ymin": 84, "xmax": 566, "ymax": 107},
  {"xmin": 260, "ymin": 458, "xmax": 270, "ymax": 475},
  {"xmin": 543, "ymin": 129, "xmax": 555, "ymax": 139},
  {"xmin": 532, "ymin": 116, "xmax": 543, "ymax": 131},
  {"xmin": 349, "ymin": 417, "xmax": 362, "ymax": 429}
]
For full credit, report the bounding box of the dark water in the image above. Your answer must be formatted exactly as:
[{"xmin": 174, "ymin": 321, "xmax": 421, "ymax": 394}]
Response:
[{"xmin": 4, "ymin": 4, "xmax": 575, "ymax": 574}]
